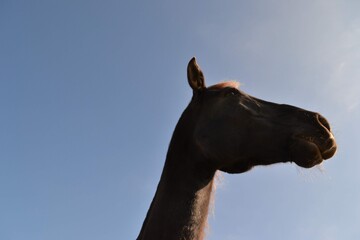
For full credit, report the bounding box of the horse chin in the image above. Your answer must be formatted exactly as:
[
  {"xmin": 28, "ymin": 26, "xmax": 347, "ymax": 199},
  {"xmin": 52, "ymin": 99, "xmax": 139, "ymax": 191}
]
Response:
[{"xmin": 290, "ymin": 138, "xmax": 324, "ymax": 168}]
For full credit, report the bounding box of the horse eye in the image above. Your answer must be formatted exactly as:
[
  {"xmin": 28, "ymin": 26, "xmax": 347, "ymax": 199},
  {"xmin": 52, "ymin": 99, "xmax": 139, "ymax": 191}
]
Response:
[{"xmin": 225, "ymin": 89, "xmax": 239, "ymax": 96}]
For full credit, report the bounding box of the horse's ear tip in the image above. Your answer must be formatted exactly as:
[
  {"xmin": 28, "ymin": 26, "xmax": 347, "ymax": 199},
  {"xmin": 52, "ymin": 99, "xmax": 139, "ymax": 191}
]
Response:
[{"xmin": 189, "ymin": 56, "xmax": 197, "ymax": 64}]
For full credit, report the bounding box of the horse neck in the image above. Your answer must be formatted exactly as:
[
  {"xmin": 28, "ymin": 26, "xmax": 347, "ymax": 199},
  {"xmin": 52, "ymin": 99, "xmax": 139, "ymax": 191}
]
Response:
[{"xmin": 137, "ymin": 105, "xmax": 216, "ymax": 240}]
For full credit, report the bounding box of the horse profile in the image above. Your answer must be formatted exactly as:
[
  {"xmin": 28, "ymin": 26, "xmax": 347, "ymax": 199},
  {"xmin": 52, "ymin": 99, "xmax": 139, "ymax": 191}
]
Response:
[{"xmin": 137, "ymin": 58, "xmax": 337, "ymax": 240}]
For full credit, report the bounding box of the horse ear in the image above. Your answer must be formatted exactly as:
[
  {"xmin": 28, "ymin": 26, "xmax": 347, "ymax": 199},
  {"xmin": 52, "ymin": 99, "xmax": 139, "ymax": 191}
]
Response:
[{"xmin": 187, "ymin": 57, "xmax": 206, "ymax": 91}]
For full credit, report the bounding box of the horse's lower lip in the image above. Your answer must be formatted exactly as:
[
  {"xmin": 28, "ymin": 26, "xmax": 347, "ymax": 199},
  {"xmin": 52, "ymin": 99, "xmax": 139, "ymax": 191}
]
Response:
[
  {"xmin": 291, "ymin": 135, "xmax": 337, "ymax": 168},
  {"xmin": 296, "ymin": 135, "xmax": 337, "ymax": 160},
  {"xmin": 290, "ymin": 137, "xmax": 321, "ymax": 168}
]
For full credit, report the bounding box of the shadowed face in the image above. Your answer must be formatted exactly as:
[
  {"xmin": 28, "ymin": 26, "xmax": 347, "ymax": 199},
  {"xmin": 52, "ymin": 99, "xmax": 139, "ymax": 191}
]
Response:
[
  {"xmin": 194, "ymin": 84, "xmax": 337, "ymax": 172},
  {"xmin": 187, "ymin": 58, "xmax": 337, "ymax": 173}
]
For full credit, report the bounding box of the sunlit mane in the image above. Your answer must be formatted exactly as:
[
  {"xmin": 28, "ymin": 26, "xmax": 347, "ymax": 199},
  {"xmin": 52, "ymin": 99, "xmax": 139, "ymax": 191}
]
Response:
[{"xmin": 208, "ymin": 81, "xmax": 240, "ymax": 90}]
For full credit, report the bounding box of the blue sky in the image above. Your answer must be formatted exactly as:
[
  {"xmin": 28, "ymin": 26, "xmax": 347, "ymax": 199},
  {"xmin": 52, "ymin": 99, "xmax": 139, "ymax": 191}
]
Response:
[{"xmin": 1, "ymin": 0, "xmax": 359, "ymax": 239}]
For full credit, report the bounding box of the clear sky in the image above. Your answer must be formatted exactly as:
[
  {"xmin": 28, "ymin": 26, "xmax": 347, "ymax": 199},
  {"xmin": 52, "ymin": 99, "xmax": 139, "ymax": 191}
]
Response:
[{"xmin": 1, "ymin": 0, "xmax": 359, "ymax": 239}]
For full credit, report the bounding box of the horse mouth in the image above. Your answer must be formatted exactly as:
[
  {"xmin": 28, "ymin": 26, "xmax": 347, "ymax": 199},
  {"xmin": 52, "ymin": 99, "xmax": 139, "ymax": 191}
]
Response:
[{"xmin": 290, "ymin": 135, "xmax": 337, "ymax": 168}]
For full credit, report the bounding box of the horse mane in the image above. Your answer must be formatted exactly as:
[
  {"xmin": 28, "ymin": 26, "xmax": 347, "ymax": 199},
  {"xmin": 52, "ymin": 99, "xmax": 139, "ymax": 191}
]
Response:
[{"xmin": 208, "ymin": 81, "xmax": 240, "ymax": 90}]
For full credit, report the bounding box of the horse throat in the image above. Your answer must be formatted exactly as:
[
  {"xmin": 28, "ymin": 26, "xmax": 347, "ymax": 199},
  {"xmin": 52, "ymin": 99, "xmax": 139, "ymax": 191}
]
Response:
[{"xmin": 137, "ymin": 107, "xmax": 216, "ymax": 240}]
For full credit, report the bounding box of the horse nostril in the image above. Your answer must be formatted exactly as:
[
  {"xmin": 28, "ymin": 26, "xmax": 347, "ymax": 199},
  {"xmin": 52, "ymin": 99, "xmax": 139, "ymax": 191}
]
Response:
[{"xmin": 317, "ymin": 114, "xmax": 331, "ymax": 131}]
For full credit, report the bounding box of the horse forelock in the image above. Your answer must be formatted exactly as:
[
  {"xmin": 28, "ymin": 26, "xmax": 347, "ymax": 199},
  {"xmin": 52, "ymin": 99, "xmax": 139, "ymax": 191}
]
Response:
[{"xmin": 208, "ymin": 81, "xmax": 240, "ymax": 90}]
